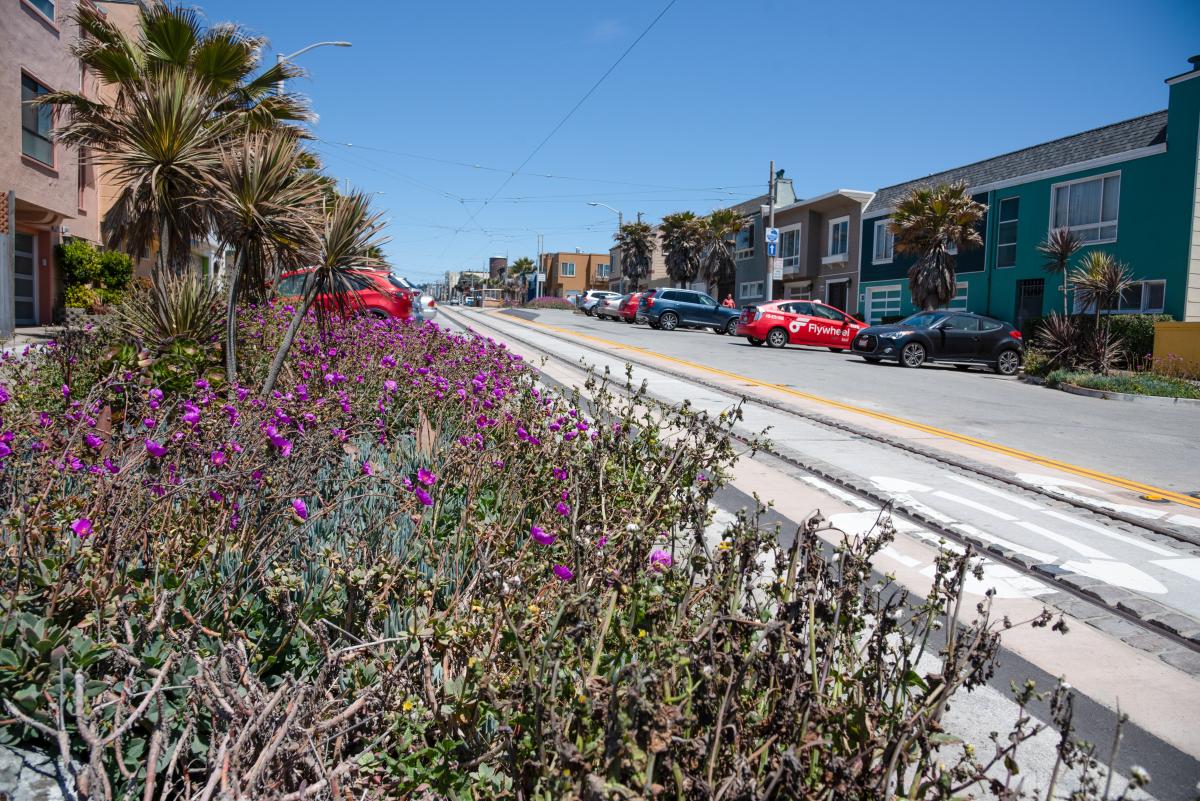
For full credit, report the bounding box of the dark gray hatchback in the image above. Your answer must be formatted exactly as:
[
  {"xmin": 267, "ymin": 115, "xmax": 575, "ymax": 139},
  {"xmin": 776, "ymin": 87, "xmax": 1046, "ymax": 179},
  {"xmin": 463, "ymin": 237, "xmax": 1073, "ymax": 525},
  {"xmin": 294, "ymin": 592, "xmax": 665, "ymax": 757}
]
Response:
[{"xmin": 851, "ymin": 311, "xmax": 1024, "ymax": 375}]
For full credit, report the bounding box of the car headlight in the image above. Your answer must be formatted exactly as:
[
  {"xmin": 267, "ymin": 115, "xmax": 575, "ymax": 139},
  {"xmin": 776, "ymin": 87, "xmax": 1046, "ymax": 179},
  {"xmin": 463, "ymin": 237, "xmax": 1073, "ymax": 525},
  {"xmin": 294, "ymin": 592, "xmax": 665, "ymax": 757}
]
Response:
[{"xmin": 878, "ymin": 332, "xmax": 905, "ymax": 340}]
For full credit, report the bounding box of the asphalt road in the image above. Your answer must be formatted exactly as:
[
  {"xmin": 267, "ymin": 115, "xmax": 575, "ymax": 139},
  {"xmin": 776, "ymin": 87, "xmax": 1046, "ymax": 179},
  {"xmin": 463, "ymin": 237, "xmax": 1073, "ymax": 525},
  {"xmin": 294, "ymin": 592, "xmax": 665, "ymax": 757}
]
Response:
[{"xmin": 512, "ymin": 309, "xmax": 1200, "ymax": 495}]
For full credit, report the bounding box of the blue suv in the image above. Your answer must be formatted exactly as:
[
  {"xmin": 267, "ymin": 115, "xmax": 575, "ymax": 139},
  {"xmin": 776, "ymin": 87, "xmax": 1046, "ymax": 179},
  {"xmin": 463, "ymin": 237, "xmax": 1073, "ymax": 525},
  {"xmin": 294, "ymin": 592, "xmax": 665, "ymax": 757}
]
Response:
[{"xmin": 640, "ymin": 289, "xmax": 739, "ymax": 335}]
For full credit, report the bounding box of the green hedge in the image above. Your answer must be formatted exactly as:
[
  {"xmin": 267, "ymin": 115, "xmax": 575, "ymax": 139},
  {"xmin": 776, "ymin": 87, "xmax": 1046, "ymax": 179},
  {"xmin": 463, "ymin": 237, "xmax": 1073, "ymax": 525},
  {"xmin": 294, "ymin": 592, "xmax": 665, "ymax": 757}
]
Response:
[{"xmin": 1024, "ymin": 313, "xmax": 1173, "ymax": 366}]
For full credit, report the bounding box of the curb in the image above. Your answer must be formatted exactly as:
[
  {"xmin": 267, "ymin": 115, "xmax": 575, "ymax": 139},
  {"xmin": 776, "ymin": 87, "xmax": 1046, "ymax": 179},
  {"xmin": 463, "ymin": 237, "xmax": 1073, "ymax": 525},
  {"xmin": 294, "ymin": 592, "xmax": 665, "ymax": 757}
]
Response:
[{"xmin": 1058, "ymin": 381, "xmax": 1200, "ymax": 407}]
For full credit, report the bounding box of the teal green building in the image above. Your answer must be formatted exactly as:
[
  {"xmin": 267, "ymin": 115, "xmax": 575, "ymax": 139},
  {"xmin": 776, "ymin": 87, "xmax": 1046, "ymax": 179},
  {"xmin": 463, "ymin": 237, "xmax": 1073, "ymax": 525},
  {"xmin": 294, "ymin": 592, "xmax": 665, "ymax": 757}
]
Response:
[{"xmin": 858, "ymin": 56, "xmax": 1200, "ymax": 329}]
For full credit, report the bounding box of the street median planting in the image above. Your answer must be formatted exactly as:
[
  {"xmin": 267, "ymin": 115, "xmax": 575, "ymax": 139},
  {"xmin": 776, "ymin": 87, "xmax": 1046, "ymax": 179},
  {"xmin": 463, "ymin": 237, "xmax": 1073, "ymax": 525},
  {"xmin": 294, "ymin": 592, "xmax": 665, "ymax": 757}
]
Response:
[{"xmin": 2, "ymin": 307, "xmax": 1136, "ymax": 800}]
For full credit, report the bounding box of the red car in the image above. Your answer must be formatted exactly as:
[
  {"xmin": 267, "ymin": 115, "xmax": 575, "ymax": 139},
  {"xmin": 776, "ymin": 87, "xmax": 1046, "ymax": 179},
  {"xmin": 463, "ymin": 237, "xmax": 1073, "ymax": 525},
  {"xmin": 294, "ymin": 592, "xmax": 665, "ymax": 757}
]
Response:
[
  {"xmin": 736, "ymin": 299, "xmax": 868, "ymax": 351},
  {"xmin": 276, "ymin": 268, "xmax": 415, "ymax": 320},
  {"xmin": 617, "ymin": 292, "xmax": 645, "ymax": 324}
]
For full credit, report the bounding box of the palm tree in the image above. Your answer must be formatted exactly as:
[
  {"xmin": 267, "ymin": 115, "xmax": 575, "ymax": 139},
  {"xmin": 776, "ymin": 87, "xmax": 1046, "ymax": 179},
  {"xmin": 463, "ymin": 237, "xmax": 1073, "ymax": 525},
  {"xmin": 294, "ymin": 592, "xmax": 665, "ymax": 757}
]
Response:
[
  {"xmin": 700, "ymin": 208, "xmax": 747, "ymax": 300},
  {"xmin": 1038, "ymin": 228, "xmax": 1084, "ymax": 317},
  {"xmin": 42, "ymin": 4, "xmax": 311, "ymax": 274},
  {"xmin": 659, "ymin": 211, "xmax": 705, "ymax": 288},
  {"xmin": 260, "ymin": 191, "xmax": 387, "ymax": 397},
  {"xmin": 507, "ymin": 257, "xmax": 535, "ymax": 302},
  {"xmin": 1071, "ymin": 251, "xmax": 1133, "ymax": 332},
  {"xmin": 890, "ymin": 183, "xmax": 987, "ymax": 310},
  {"xmin": 614, "ymin": 221, "xmax": 656, "ymax": 292},
  {"xmin": 206, "ymin": 129, "xmax": 324, "ymax": 384}
]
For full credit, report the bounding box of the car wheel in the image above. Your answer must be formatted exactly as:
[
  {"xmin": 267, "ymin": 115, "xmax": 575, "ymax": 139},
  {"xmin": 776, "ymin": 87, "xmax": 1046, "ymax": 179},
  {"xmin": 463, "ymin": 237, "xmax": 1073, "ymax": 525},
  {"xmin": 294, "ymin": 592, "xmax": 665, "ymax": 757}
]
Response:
[
  {"xmin": 748, "ymin": 337, "xmax": 764, "ymax": 347},
  {"xmin": 995, "ymin": 349, "xmax": 1021, "ymax": 376},
  {"xmin": 900, "ymin": 342, "xmax": 926, "ymax": 368},
  {"xmin": 624, "ymin": 318, "xmax": 634, "ymax": 324},
  {"xmin": 828, "ymin": 347, "xmax": 845, "ymax": 353},
  {"xmin": 660, "ymin": 312, "xmax": 679, "ymax": 331},
  {"xmin": 766, "ymin": 327, "xmax": 788, "ymax": 348},
  {"xmin": 724, "ymin": 319, "xmax": 738, "ymax": 336},
  {"xmin": 863, "ymin": 357, "xmax": 882, "ymax": 364},
  {"xmin": 649, "ymin": 321, "xmax": 661, "ymax": 330}
]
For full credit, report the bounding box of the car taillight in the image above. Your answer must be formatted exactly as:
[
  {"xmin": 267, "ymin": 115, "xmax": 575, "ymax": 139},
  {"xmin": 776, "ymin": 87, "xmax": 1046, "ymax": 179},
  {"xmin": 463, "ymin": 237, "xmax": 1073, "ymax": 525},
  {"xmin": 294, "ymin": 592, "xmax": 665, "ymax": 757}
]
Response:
[
  {"xmin": 647, "ymin": 297, "xmax": 654, "ymax": 307},
  {"xmin": 1011, "ymin": 330, "xmax": 1022, "ymax": 339}
]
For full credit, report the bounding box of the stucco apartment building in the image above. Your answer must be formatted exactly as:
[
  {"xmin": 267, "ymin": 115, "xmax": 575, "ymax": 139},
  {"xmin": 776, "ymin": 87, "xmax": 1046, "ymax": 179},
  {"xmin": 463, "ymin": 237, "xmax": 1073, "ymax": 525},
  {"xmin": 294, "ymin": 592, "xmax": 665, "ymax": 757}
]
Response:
[
  {"xmin": 541, "ymin": 251, "xmax": 610, "ymax": 299},
  {"xmin": 607, "ymin": 232, "xmax": 669, "ymax": 294},
  {"xmin": 767, "ymin": 189, "xmax": 873, "ymax": 313},
  {"xmin": 1, "ymin": 0, "xmax": 100, "ymax": 335}
]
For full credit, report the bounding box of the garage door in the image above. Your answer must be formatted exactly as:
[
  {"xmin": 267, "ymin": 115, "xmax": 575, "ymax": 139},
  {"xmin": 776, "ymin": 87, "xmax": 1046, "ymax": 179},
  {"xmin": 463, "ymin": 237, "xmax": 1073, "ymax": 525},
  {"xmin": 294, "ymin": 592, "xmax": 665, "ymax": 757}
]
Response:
[{"xmin": 865, "ymin": 284, "xmax": 901, "ymax": 324}]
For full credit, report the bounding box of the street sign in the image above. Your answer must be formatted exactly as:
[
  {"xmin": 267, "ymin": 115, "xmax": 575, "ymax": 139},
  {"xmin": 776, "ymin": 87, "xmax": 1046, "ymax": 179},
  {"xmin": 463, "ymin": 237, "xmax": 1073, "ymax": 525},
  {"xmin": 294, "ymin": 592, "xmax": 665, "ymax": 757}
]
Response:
[
  {"xmin": 766, "ymin": 241, "xmax": 777, "ymax": 257},
  {"xmin": 771, "ymin": 258, "xmax": 784, "ymax": 280},
  {"xmin": 765, "ymin": 227, "xmax": 779, "ymax": 244}
]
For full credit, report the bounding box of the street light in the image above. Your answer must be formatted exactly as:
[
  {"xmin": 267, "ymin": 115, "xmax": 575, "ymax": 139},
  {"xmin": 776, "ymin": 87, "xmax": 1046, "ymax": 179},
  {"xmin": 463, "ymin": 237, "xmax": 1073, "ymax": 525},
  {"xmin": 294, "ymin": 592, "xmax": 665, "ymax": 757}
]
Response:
[
  {"xmin": 587, "ymin": 201, "xmax": 623, "ymax": 230},
  {"xmin": 275, "ymin": 41, "xmax": 352, "ymax": 94}
]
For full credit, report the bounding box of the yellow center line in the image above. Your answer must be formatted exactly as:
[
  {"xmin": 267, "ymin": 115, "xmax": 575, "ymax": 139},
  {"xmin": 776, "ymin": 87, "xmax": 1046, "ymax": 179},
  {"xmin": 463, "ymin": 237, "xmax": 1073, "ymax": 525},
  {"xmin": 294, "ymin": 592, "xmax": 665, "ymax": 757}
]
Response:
[{"xmin": 491, "ymin": 311, "xmax": 1200, "ymax": 512}]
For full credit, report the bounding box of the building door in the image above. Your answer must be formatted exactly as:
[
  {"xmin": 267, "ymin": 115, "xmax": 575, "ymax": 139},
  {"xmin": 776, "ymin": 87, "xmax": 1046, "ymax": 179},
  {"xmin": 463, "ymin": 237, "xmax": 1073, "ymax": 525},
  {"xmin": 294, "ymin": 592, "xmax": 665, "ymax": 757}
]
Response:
[
  {"xmin": 14, "ymin": 232, "xmax": 37, "ymax": 325},
  {"xmin": 865, "ymin": 285, "xmax": 901, "ymax": 324},
  {"xmin": 1014, "ymin": 278, "xmax": 1044, "ymax": 331},
  {"xmin": 826, "ymin": 279, "xmax": 849, "ymax": 313}
]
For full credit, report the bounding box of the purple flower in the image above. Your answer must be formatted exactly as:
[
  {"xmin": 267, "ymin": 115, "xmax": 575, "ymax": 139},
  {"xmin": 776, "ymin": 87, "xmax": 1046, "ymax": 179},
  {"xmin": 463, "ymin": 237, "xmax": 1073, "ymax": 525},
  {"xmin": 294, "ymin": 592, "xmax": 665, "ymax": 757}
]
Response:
[
  {"xmin": 384, "ymin": 379, "xmax": 398, "ymax": 393},
  {"xmin": 530, "ymin": 525, "xmax": 556, "ymax": 546},
  {"xmin": 596, "ymin": 536, "xmax": 608, "ymax": 549},
  {"xmin": 362, "ymin": 460, "xmax": 374, "ymax": 476},
  {"xmin": 103, "ymin": 457, "xmax": 118, "ymax": 474},
  {"xmin": 144, "ymin": 440, "xmax": 167, "ymax": 458},
  {"xmin": 210, "ymin": 451, "xmax": 227, "ymax": 466},
  {"xmin": 414, "ymin": 487, "xmax": 434, "ymax": 507},
  {"xmin": 71, "ymin": 518, "xmax": 93, "ymax": 538},
  {"xmin": 0, "ymin": 385, "xmax": 8, "ymax": 404},
  {"xmin": 194, "ymin": 378, "xmax": 210, "ymax": 390},
  {"xmin": 417, "ymin": 467, "xmax": 437, "ymax": 486},
  {"xmin": 552, "ymin": 565, "xmax": 574, "ymax": 582},
  {"xmin": 84, "ymin": 433, "xmax": 103, "ymax": 450},
  {"xmin": 182, "ymin": 403, "xmax": 201, "ymax": 426},
  {"xmin": 555, "ymin": 501, "xmax": 571, "ymax": 518},
  {"xmin": 292, "ymin": 498, "xmax": 308, "ymax": 521},
  {"xmin": 61, "ymin": 384, "xmax": 70, "ymax": 399},
  {"xmin": 0, "ymin": 442, "xmax": 11, "ymax": 460},
  {"xmin": 649, "ymin": 549, "xmax": 673, "ymax": 572},
  {"xmin": 552, "ymin": 467, "xmax": 567, "ymax": 481},
  {"xmin": 143, "ymin": 417, "xmax": 157, "ymax": 429},
  {"xmin": 149, "ymin": 388, "xmax": 164, "ymax": 403}
]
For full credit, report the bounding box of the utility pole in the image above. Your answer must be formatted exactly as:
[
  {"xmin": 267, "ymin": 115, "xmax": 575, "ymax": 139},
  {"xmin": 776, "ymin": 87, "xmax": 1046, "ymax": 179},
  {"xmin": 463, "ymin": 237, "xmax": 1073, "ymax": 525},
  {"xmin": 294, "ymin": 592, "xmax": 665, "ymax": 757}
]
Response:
[
  {"xmin": 766, "ymin": 160, "xmax": 776, "ymax": 302},
  {"xmin": 637, "ymin": 211, "xmax": 643, "ymax": 223}
]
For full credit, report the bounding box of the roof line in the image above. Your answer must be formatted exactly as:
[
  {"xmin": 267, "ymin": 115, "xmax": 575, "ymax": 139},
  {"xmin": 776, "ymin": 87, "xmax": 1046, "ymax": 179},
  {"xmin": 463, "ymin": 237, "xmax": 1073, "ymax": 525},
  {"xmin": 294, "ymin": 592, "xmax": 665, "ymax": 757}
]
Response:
[{"xmin": 872, "ymin": 109, "xmax": 1167, "ymax": 193}]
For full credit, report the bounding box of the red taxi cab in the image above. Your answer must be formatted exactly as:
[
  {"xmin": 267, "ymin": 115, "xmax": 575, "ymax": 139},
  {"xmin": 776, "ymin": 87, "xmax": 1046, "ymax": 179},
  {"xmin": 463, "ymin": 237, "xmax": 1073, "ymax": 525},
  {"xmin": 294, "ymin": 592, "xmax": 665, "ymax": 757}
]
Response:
[{"xmin": 736, "ymin": 299, "xmax": 868, "ymax": 351}]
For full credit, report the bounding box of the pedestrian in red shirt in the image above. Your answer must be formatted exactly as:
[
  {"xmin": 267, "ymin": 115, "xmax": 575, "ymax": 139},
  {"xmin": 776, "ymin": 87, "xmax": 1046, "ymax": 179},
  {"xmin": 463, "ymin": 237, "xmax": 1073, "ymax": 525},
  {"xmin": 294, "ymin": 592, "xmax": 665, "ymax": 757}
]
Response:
[{"xmin": 721, "ymin": 294, "xmax": 736, "ymax": 308}]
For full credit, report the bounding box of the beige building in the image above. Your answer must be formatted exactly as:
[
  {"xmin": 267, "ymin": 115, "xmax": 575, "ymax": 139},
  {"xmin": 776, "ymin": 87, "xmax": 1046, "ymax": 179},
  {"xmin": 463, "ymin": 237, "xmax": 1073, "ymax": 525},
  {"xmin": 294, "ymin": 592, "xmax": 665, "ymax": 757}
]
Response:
[
  {"xmin": 769, "ymin": 189, "xmax": 874, "ymax": 313},
  {"xmin": 541, "ymin": 251, "xmax": 610, "ymax": 299},
  {"xmin": 1, "ymin": 0, "xmax": 100, "ymax": 333},
  {"xmin": 606, "ymin": 231, "xmax": 669, "ymax": 294}
]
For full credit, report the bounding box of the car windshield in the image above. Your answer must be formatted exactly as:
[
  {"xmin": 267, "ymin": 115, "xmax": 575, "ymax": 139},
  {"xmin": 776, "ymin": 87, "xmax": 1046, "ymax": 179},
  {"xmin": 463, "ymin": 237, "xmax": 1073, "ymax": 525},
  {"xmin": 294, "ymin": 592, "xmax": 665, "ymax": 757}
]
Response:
[
  {"xmin": 387, "ymin": 274, "xmax": 414, "ymax": 290},
  {"xmin": 898, "ymin": 312, "xmax": 946, "ymax": 328}
]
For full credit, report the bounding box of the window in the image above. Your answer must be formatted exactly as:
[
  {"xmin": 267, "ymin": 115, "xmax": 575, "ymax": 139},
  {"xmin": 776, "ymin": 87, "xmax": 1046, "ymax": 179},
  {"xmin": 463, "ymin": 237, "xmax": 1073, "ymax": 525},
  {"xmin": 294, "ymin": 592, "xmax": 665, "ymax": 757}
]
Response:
[
  {"xmin": 698, "ymin": 294, "xmax": 718, "ymax": 307},
  {"xmin": 789, "ymin": 301, "xmax": 815, "ymax": 315},
  {"xmin": 872, "ymin": 220, "xmax": 894, "ymax": 263},
  {"xmin": 945, "ymin": 241, "xmax": 958, "ymax": 256},
  {"xmin": 811, "ymin": 304, "xmax": 847, "ymax": 322},
  {"xmin": 827, "ymin": 217, "xmax": 849, "ymax": 257},
  {"xmin": 943, "ymin": 282, "xmax": 969, "ymax": 311},
  {"xmin": 739, "ymin": 281, "xmax": 764, "ymax": 299},
  {"xmin": 735, "ymin": 225, "xmax": 755, "ymax": 261},
  {"xmin": 941, "ymin": 315, "xmax": 980, "ymax": 331},
  {"xmin": 865, "ymin": 285, "xmax": 902, "ymax": 324},
  {"xmin": 996, "ymin": 197, "xmax": 1019, "ymax": 268},
  {"xmin": 1052, "ymin": 173, "xmax": 1119, "ymax": 243},
  {"xmin": 784, "ymin": 285, "xmax": 811, "ymax": 300},
  {"xmin": 780, "ymin": 226, "xmax": 801, "ymax": 270},
  {"xmin": 560, "ymin": 261, "xmax": 576, "ymax": 277},
  {"xmin": 21, "ymin": 74, "xmax": 54, "ymax": 165},
  {"xmin": 1075, "ymin": 279, "xmax": 1166, "ymax": 314},
  {"xmin": 596, "ymin": 262, "xmax": 610, "ymax": 278},
  {"xmin": 27, "ymin": 0, "xmax": 55, "ymax": 20}
]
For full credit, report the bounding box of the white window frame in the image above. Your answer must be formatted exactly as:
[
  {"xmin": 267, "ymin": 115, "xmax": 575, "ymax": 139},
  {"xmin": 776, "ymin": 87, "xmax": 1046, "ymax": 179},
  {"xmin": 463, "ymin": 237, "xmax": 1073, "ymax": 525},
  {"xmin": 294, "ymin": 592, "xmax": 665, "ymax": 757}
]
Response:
[
  {"xmin": 784, "ymin": 284, "xmax": 811, "ymax": 300},
  {"xmin": 1074, "ymin": 279, "xmax": 1166, "ymax": 315},
  {"xmin": 560, "ymin": 261, "xmax": 576, "ymax": 277},
  {"xmin": 995, "ymin": 196, "xmax": 1019, "ymax": 269},
  {"xmin": 596, "ymin": 262, "xmax": 610, "ymax": 278},
  {"xmin": 739, "ymin": 281, "xmax": 764, "ymax": 299},
  {"xmin": 872, "ymin": 219, "xmax": 893, "ymax": 264},
  {"xmin": 825, "ymin": 215, "xmax": 854, "ymax": 256},
  {"xmin": 938, "ymin": 281, "xmax": 969, "ymax": 311},
  {"xmin": 734, "ymin": 225, "xmax": 756, "ymax": 262},
  {"xmin": 779, "ymin": 224, "xmax": 802, "ymax": 271},
  {"xmin": 1049, "ymin": 171, "xmax": 1120, "ymax": 245}
]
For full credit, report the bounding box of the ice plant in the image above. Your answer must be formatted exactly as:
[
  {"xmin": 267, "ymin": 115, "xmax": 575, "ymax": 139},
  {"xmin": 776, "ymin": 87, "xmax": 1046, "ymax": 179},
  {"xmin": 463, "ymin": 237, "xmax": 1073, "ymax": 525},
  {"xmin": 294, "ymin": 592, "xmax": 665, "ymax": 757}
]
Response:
[
  {"xmin": 414, "ymin": 487, "xmax": 434, "ymax": 507},
  {"xmin": 144, "ymin": 440, "xmax": 167, "ymax": 458},
  {"xmin": 417, "ymin": 467, "xmax": 437, "ymax": 486},
  {"xmin": 70, "ymin": 518, "xmax": 93, "ymax": 538},
  {"xmin": 552, "ymin": 565, "xmax": 574, "ymax": 582},
  {"xmin": 530, "ymin": 525, "xmax": 556, "ymax": 546},
  {"xmin": 291, "ymin": 498, "xmax": 308, "ymax": 521},
  {"xmin": 649, "ymin": 549, "xmax": 673, "ymax": 571}
]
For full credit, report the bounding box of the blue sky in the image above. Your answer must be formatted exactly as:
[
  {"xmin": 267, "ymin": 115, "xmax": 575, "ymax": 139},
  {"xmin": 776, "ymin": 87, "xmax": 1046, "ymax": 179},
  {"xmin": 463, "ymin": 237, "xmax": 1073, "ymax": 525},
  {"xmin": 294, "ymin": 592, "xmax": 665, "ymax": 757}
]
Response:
[{"xmin": 198, "ymin": 0, "xmax": 1200, "ymax": 284}]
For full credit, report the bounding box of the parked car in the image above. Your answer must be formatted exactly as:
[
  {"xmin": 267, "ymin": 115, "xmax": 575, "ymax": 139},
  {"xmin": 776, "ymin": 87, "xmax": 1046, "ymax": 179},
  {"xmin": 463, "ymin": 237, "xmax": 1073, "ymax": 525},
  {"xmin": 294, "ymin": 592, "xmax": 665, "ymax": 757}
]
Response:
[
  {"xmin": 580, "ymin": 290, "xmax": 622, "ymax": 316},
  {"xmin": 639, "ymin": 288, "xmax": 740, "ymax": 334},
  {"xmin": 617, "ymin": 292, "xmax": 645, "ymax": 324},
  {"xmin": 851, "ymin": 311, "xmax": 1024, "ymax": 375},
  {"xmin": 390, "ymin": 274, "xmax": 437, "ymax": 321},
  {"xmin": 736, "ymin": 300, "xmax": 867, "ymax": 351},
  {"xmin": 594, "ymin": 294, "xmax": 625, "ymax": 320},
  {"xmin": 276, "ymin": 268, "xmax": 414, "ymax": 320}
]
